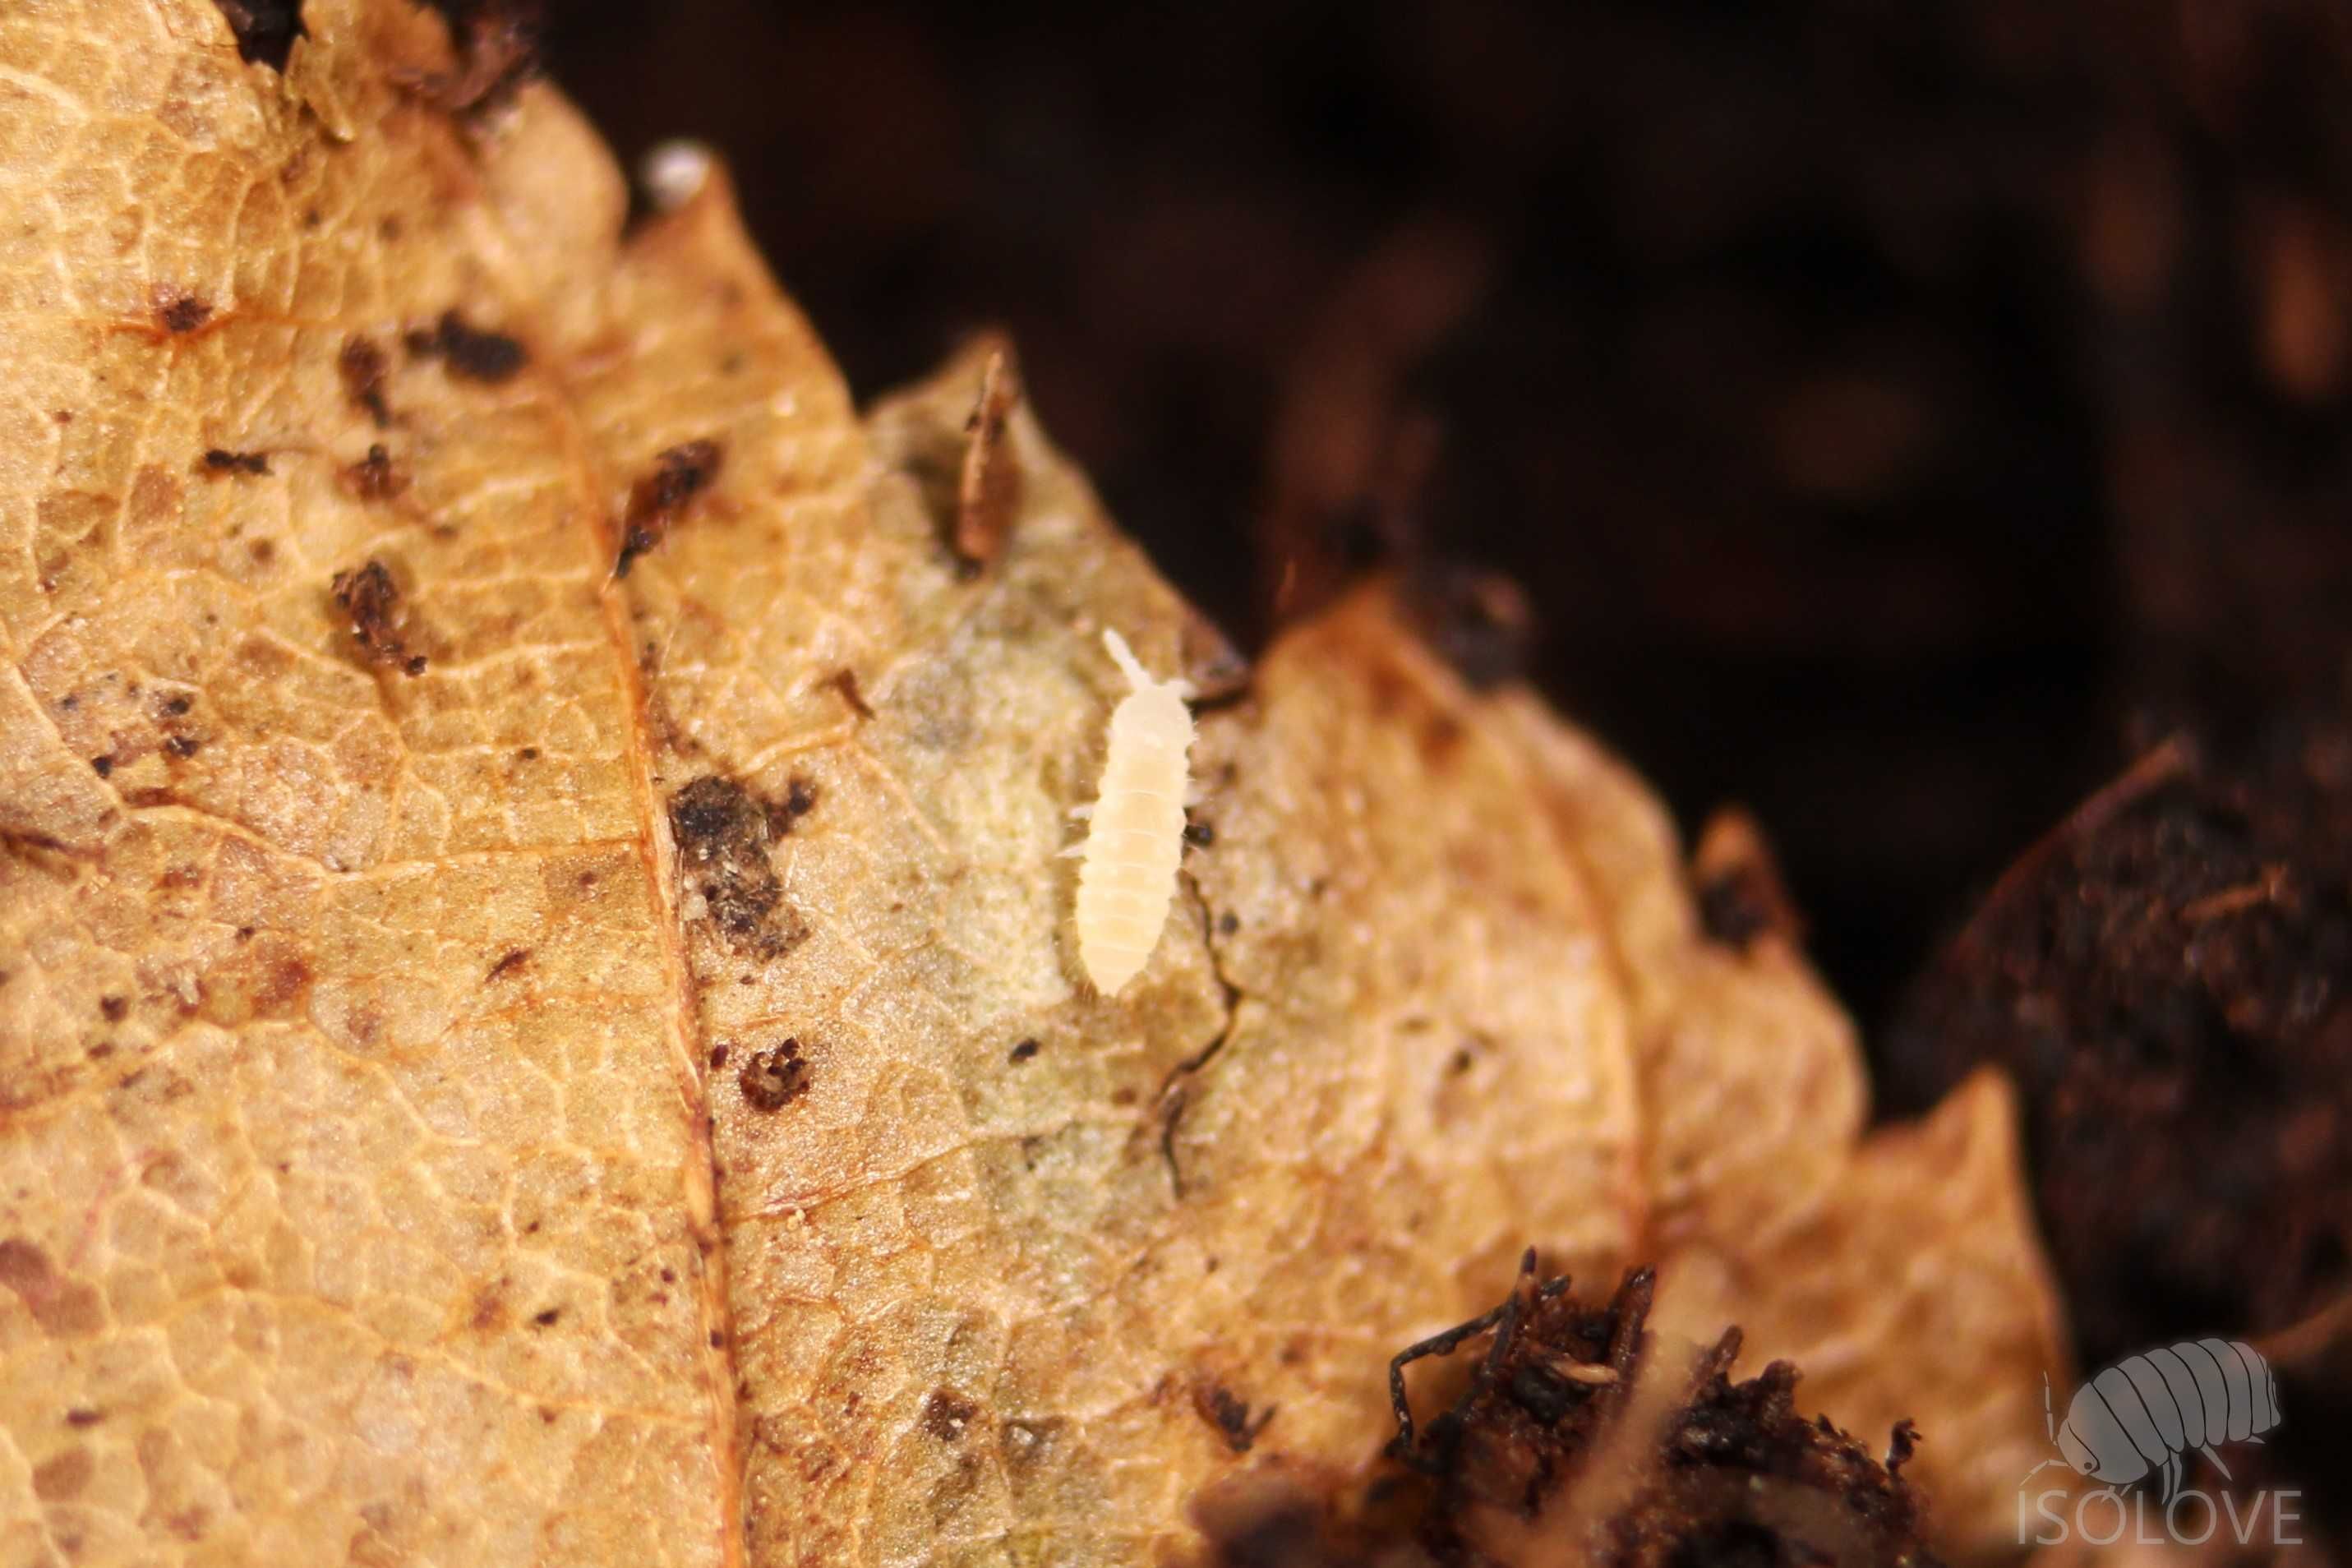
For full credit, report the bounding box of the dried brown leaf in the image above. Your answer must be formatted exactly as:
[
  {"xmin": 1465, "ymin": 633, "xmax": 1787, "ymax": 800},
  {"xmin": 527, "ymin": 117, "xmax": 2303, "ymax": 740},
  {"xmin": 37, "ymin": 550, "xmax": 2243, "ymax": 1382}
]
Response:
[{"xmin": 0, "ymin": 5, "xmax": 2064, "ymax": 1565}]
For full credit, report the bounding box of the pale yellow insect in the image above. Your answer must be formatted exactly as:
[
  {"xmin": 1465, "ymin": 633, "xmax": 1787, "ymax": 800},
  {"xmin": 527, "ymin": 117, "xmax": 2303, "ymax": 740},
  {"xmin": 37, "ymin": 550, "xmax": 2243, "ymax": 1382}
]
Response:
[{"xmin": 1068, "ymin": 629, "xmax": 1196, "ymax": 994}]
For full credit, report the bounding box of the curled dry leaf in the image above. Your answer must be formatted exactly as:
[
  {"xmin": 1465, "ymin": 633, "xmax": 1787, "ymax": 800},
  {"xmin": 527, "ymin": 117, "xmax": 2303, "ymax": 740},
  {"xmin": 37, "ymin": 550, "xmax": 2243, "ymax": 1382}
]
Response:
[{"xmin": 0, "ymin": 3, "xmax": 2064, "ymax": 1565}]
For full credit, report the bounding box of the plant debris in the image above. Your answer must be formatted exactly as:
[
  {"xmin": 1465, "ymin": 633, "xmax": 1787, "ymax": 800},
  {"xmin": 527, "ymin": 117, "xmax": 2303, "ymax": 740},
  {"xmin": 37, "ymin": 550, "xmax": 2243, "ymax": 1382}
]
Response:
[
  {"xmin": 737, "ymin": 1038, "xmax": 809, "ymax": 1112},
  {"xmin": 1198, "ymin": 1261, "xmax": 1941, "ymax": 1567},
  {"xmin": 328, "ymin": 559, "xmax": 425, "ymax": 675},
  {"xmin": 615, "ymin": 439, "xmax": 724, "ymax": 576},
  {"xmin": 666, "ymin": 775, "xmax": 804, "ymax": 958},
  {"xmin": 952, "ymin": 345, "xmax": 1022, "ymax": 571}
]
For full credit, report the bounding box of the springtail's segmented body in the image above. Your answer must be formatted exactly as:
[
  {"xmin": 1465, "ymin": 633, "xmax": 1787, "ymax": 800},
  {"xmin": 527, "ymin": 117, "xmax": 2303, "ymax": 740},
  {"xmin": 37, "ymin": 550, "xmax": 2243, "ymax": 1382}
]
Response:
[{"xmin": 1068, "ymin": 629, "xmax": 1195, "ymax": 995}]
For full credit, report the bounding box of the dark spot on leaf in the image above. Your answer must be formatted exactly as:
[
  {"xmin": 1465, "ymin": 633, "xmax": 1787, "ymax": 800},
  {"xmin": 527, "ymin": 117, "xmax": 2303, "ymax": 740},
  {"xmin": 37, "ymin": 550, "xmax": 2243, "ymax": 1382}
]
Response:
[
  {"xmin": 1192, "ymin": 1382, "xmax": 1273, "ymax": 1454},
  {"xmin": 829, "ymin": 668, "xmax": 874, "ymax": 720},
  {"xmin": 211, "ymin": 0, "xmax": 305, "ymax": 68},
  {"xmin": 0, "ymin": 1238, "xmax": 103, "ymax": 1338},
  {"xmin": 338, "ymin": 335, "xmax": 391, "ymax": 426},
  {"xmin": 1008, "ymin": 1038, "xmax": 1040, "ymax": 1063},
  {"xmin": 64, "ymin": 1409, "xmax": 102, "ymax": 1427},
  {"xmin": 1184, "ymin": 819, "xmax": 1215, "ymax": 847},
  {"xmin": 340, "ymin": 444, "xmax": 408, "ymax": 502},
  {"xmin": 531, "ymin": 1307, "xmax": 560, "ymax": 1327},
  {"xmin": 921, "ymin": 1387, "xmax": 977, "ymax": 1442},
  {"xmin": 485, "ymin": 949, "xmax": 530, "ymax": 982},
  {"xmin": 157, "ymin": 293, "xmax": 212, "ymax": 334},
  {"xmin": 738, "ymin": 1039, "xmax": 809, "ymax": 1112},
  {"xmin": 99, "ymin": 996, "xmax": 127, "ymax": 1022},
  {"xmin": 708, "ymin": 1328, "xmax": 725, "ymax": 1348},
  {"xmin": 708, "ymin": 1043, "xmax": 729, "ymax": 1069},
  {"xmin": 201, "ymin": 449, "xmax": 269, "ymax": 477},
  {"xmin": 330, "ymin": 560, "xmax": 423, "ymax": 675},
  {"xmin": 615, "ymin": 440, "xmax": 724, "ymax": 576},
  {"xmin": 163, "ymin": 733, "xmax": 201, "ymax": 760},
  {"xmin": 669, "ymin": 776, "xmax": 806, "ymax": 957},
  {"xmin": 30, "ymin": 1448, "xmax": 91, "ymax": 1501},
  {"xmin": 408, "ymin": 310, "xmax": 528, "ymax": 383},
  {"xmin": 90, "ymin": 755, "xmax": 113, "ymax": 778},
  {"xmin": 468, "ymin": 1283, "xmax": 507, "ymax": 1331}
]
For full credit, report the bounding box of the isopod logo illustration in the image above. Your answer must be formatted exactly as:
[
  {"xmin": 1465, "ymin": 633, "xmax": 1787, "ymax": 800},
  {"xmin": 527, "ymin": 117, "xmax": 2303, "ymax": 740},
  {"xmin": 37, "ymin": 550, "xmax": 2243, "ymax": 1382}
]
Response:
[{"xmin": 2025, "ymin": 1340, "xmax": 2282, "ymax": 1502}]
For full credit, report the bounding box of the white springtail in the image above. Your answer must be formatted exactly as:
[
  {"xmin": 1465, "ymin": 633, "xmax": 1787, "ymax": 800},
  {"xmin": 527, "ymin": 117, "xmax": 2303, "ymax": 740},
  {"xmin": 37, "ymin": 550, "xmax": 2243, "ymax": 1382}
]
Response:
[{"xmin": 1068, "ymin": 630, "xmax": 1195, "ymax": 994}]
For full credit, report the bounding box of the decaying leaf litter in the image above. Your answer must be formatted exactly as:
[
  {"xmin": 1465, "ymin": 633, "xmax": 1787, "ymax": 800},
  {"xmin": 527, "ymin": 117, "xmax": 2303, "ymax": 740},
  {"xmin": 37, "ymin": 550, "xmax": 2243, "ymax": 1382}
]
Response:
[{"xmin": 0, "ymin": 2, "xmax": 2064, "ymax": 1563}]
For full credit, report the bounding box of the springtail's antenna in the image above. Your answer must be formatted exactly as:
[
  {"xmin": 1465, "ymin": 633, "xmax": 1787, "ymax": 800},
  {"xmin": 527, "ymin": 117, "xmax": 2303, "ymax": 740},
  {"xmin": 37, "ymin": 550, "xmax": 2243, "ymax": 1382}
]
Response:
[
  {"xmin": 1102, "ymin": 629, "xmax": 1152, "ymax": 691},
  {"xmin": 2043, "ymin": 1372, "xmax": 2056, "ymax": 1443}
]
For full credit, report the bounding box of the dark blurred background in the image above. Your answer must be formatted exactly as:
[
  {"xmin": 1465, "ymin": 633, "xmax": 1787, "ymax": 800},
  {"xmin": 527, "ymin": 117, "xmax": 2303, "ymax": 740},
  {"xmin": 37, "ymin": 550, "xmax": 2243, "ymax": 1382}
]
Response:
[{"xmin": 542, "ymin": 0, "xmax": 2352, "ymax": 1045}]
